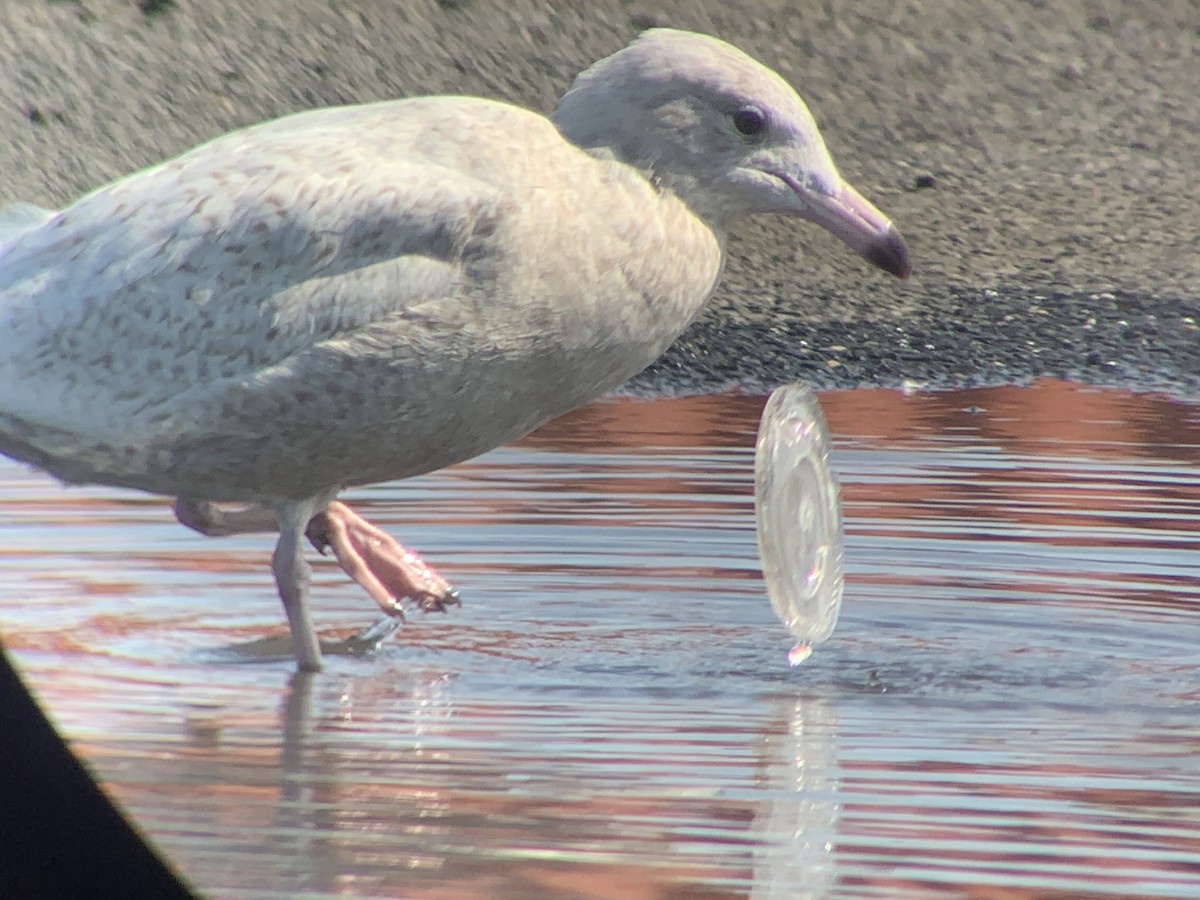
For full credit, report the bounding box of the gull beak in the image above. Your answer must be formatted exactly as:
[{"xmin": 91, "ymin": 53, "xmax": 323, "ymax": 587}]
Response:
[
  {"xmin": 802, "ymin": 180, "xmax": 911, "ymax": 279},
  {"xmin": 769, "ymin": 164, "xmax": 912, "ymax": 278}
]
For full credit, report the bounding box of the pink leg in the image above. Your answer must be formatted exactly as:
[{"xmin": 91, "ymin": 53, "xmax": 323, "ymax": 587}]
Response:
[
  {"xmin": 305, "ymin": 501, "xmax": 460, "ymax": 618},
  {"xmin": 174, "ymin": 497, "xmax": 459, "ymax": 619}
]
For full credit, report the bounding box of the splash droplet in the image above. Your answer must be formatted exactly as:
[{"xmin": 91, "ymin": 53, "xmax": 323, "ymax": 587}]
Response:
[{"xmin": 787, "ymin": 642, "xmax": 813, "ymax": 666}]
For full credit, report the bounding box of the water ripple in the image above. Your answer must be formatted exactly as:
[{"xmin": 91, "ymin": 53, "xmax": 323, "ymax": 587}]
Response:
[{"xmin": 2, "ymin": 379, "xmax": 1198, "ymax": 898}]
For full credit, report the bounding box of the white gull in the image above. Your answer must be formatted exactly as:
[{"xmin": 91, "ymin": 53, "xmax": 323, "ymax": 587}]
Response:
[{"xmin": 0, "ymin": 29, "xmax": 909, "ymax": 670}]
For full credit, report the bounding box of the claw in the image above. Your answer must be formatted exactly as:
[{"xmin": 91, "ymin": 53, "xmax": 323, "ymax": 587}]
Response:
[{"xmin": 416, "ymin": 588, "xmax": 461, "ymax": 614}]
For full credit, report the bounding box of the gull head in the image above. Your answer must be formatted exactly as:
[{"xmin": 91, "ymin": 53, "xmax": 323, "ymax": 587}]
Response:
[{"xmin": 553, "ymin": 29, "xmax": 910, "ymax": 278}]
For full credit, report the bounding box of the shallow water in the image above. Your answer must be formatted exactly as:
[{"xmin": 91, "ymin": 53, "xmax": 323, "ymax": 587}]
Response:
[{"xmin": 2, "ymin": 379, "xmax": 1199, "ymax": 898}]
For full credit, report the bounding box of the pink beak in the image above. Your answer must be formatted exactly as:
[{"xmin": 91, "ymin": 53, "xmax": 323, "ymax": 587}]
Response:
[
  {"xmin": 803, "ymin": 180, "xmax": 911, "ymax": 279},
  {"xmin": 773, "ymin": 170, "xmax": 911, "ymax": 278}
]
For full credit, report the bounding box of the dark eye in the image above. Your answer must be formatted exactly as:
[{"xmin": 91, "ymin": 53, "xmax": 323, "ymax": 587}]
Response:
[{"xmin": 732, "ymin": 106, "xmax": 767, "ymax": 137}]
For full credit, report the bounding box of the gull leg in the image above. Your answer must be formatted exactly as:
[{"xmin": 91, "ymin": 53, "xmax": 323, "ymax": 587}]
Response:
[
  {"xmin": 306, "ymin": 501, "xmax": 460, "ymax": 617},
  {"xmin": 274, "ymin": 501, "xmax": 323, "ymax": 673},
  {"xmin": 174, "ymin": 498, "xmax": 278, "ymax": 536},
  {"xmin": 174, "ymin": 496, "xmax": 455, "ymax": 655}
]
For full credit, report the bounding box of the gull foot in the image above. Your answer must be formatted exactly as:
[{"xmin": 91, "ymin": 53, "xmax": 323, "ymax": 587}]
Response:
[{"xmin": 305, "ymin": 500, "xmax": 460, "ymax": 618}]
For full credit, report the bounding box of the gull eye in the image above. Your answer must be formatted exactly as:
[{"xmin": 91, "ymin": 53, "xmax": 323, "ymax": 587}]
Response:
[{"xmin": 732, "ymin": 106, "xmax": 767, "ymax": 137}]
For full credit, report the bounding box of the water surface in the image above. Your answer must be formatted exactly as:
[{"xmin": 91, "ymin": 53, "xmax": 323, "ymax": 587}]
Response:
[{"xmin": 2, "ymin": 379, "xmax": 1199, "ymax": 898}]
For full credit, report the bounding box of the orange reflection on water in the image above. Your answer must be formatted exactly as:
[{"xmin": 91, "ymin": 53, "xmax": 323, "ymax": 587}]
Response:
[
  {"xmin": 2, "ymin": 379, "xmax": 1199, "ymax": 898},
  {"xmin": 523, "ymin": 378, "xmax": 1200, "ymax": 458}
]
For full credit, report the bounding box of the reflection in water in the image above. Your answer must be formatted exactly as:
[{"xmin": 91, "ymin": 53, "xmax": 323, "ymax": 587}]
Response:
[
  {"xmin": 1, "ymin": 379, "xmax": 1199, "ymax": 897},
  {"xmin": 751, "ymin": 696, "xmax": 839, "ymax": 900}
]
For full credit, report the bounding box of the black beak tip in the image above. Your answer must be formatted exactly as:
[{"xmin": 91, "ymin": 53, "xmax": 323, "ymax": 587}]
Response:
[{"xmin": 865, "ymin": 225, "xmax": 911, "ymax": 279}]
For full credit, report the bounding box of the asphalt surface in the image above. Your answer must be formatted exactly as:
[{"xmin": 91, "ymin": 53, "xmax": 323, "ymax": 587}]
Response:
[{"xmin": 2, "ymin": 0, "xmax": 1197, "ymax": 395}]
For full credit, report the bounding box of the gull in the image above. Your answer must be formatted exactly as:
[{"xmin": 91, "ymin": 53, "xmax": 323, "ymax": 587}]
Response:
[{"xmin": 0, "ymin": 29, "xmax": 909, "ymax": 671}]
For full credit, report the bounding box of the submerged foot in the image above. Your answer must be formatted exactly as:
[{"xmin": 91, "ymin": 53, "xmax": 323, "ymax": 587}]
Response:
[{"xmin": 305, "ymin": 501, "xmax": 460, "ymax": 618}]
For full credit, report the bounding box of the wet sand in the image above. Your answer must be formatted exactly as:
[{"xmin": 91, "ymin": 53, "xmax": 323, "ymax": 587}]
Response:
[{"xmin": 2, "ymin": 0, "xmax": 1196, "ymax": 392}]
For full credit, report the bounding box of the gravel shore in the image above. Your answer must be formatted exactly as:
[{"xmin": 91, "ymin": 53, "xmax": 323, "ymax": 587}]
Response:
[{"xmin": 3, "ymin": 1, "xmax": 1196, "ymax": 394}]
